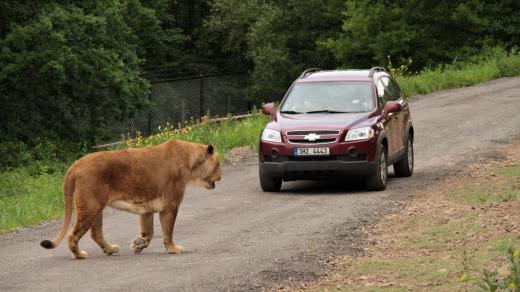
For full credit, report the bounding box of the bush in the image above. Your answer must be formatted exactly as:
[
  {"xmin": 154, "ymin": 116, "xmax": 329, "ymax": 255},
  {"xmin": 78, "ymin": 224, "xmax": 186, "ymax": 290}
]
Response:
[
  {"xmin": 496, "ymin": 49, "xmax": 520, "ymax": 77},
  {"xmin": 0, "ymin": 141, "xmax": 31, "ymax": 169}
]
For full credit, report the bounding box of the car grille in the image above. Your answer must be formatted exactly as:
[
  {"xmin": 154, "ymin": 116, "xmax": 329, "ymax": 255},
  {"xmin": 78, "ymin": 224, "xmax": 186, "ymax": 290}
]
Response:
[
  {"xmin": 286, "ymin": 130, "xmax": 340, "ymax": 144},
  {"xmin": 286, "ymin": 130, "xmax": 340, "ymax": 135},
  {"xmin": 288, "ymin": 138, "xmax": 336, "ymax": 144}
]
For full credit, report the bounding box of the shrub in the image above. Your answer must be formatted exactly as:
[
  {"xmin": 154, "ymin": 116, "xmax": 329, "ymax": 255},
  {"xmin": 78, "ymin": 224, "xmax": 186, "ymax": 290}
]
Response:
[{"xmin": 496, "ymin": 49, "xmax": 520, "ymax": 77}]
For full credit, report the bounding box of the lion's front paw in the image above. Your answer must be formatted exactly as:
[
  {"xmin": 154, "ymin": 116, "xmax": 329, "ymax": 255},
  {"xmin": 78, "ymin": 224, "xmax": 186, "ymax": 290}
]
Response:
[
  {"xmin": 131, "ymin": 236, "xmax": 150, "ymax": 253},
  {"xmin": 165, "ymin": 244, "xmax": 183, "ymax": 254},
  {"xmin": 73, "ymin": 250, "xmax": 89, "ymax": 259},
  {"xmin": 104, "ymin": 244, "xmax": 120, "ymax": 255}
]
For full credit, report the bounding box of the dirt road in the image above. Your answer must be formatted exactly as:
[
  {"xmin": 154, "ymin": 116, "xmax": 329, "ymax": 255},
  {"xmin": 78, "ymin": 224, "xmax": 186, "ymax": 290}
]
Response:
[{"xmin": 1, "ymin": 78, "xmax": 520, "ymax": 291}]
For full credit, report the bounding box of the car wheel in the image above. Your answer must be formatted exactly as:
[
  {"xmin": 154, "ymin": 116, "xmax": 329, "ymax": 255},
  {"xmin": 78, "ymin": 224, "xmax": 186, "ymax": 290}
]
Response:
[
  {"xmin": 366, "ymin": 144, "xmax": 388, "ymax": 191},
  {"xmin": 259, "ymin": 169, "xmax": 282, "ymax": 192},
  {"xmin": 393, "ymin": 136, "xmax": 414, "ymax": 177}
]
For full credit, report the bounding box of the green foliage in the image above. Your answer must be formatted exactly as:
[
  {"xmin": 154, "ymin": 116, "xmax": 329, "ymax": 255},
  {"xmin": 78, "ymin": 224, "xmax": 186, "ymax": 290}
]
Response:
[
  {"xmin": 326, "ymin": 0, "xmax": 520, "ymax": 70},
  {"xmin": 496, "ymin": 49, "xmax": 520, "ymax": 77},
  {"xmin": 205, "ymin": 0, "xmax": 344, "ymax": 100},
  {"xmin": 120, "ymin": 0, "xmax": 187, "ymax": 66},
  {"xmin": 0, "ymin": 4, "xmax": 150, "ymax": 145}
]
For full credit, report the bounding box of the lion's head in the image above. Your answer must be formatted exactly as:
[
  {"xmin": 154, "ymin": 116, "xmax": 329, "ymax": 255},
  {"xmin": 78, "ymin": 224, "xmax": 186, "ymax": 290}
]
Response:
[{"xmin": 190, "ymin": 144, "xmax": 222, "ymax": 189}]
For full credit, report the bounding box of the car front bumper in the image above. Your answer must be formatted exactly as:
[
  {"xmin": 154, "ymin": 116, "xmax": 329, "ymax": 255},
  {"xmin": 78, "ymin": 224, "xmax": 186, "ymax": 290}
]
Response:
[{"xmin": 259, "ymin": 159, "xmax": 377, "ymax": 181}]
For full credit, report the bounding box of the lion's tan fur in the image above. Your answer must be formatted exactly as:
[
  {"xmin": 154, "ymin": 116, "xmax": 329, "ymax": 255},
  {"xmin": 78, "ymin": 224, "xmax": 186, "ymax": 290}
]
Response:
[{"xmin": 40, "ymin": 139, "xmax": 222, "ymax": 259}]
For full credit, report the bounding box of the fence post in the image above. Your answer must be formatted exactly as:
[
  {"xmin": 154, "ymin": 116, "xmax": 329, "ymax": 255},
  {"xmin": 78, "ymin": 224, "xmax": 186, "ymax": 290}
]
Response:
[
  {"xmin": 199, "ymin": 75, "xmax": 204, "ymax": 117},
  {"xmin": 147, "ymin": 92, "xmax": 153, "ymax": 136}
]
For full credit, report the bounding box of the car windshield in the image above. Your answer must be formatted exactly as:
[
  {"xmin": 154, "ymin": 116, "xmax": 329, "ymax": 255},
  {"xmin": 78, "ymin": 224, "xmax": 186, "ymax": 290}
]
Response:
[{"xmin": 280, "ymin": 82, "xmax": 374, "ymax": 114}]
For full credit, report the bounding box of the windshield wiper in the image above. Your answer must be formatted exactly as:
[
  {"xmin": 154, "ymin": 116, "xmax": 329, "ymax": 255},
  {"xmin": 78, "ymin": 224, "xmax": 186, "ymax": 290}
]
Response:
[
  {"xmin": 305, "ymin": 110, "xmax": 349, "ymax": 114},
  {"xmin": 280, "ymin": 110, "xmax": 304, "ymax": 114}
]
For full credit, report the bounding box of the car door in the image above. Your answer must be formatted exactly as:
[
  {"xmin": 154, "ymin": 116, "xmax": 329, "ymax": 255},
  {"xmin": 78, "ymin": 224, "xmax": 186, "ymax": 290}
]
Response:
[
  {"xmin": 387, "ymin": 77, "xmax": 409, "ymax": 159},
  {"xmin": 376, "ymin": 76, "xmax": 402, "ymax": 160}
]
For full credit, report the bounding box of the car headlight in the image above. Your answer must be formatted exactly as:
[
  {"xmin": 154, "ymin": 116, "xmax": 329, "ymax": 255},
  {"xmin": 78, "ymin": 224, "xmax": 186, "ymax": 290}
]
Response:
[
  {"xmin": 345, "ymin": 127, "xmax": 375, "ymax": 141},
  {"xmin": 261, "ymin": 128, "xmax": 282, "ymax": 143}
]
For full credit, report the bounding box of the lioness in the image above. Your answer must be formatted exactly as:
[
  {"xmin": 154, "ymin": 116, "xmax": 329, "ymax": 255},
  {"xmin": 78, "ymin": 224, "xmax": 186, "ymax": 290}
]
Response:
[{"xmin": 40, "ymin": 139, "xmax": 222, "ymax": 259}]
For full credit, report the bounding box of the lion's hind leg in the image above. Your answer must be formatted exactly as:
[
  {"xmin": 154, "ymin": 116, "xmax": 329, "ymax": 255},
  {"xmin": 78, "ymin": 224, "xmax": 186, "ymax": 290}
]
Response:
[
  {"xmin": 131, "ymin": 213, "xmax": 154, "ymax": 253},
  {"xmin": 67, "ymin": 211, "xmax": 97, "ymax": 259},
  {"xmin": 67, "ymin": 191, "xmax": 107, "ymax": 259},
  {"xmin": 90, "ymin": 212, "xmax": 119, "ymax": 255}
]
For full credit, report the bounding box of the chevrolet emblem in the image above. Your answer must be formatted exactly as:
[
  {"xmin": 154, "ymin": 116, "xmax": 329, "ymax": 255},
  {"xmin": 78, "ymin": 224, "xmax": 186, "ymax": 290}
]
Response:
[{"xmin": 304, "ymin": 133, "xmax": 320, "ymax": 141}]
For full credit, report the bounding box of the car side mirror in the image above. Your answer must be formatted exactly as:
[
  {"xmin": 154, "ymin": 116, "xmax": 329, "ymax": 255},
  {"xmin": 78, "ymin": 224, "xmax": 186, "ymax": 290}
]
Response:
[
  {"xmin": 383, "ymin": 101, "xmax": 401, "ymax": 119},
  {"xmin": 261, "ymin": 103, "xmax": 277, "ymax": 120}
]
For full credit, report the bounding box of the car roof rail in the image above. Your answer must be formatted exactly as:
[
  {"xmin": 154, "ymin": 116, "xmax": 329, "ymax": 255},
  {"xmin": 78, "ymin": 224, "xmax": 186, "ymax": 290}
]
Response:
[
  {"xmin": 368, "ymin": 66, "xmax": 387, "ymax": 77},
  {"xmin": 299, "ymin": 68, "xmax": 322, "ymax": 78}
]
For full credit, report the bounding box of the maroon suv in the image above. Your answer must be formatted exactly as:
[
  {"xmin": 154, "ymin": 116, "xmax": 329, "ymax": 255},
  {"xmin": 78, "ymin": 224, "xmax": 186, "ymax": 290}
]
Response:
[{"xmin": 258, "ymin": 67, "xmax": 414, "ymax": 191}]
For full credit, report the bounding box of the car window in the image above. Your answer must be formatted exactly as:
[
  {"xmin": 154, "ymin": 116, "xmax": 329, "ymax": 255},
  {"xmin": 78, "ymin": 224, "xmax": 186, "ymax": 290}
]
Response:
[
  {"xmin": 280, "ymin": 82, "xmax": 375, "ymax": 113},
  {"xmin": 387, "ymin": 78, "xmax": 402, "ymax": 100},
  {"xmin": 377, "ymin": 76, "xmax": 400, "ymax": 108},
  {"xmin": 377, "ymin": 78, "xmax": 389, "ymax": 107}
]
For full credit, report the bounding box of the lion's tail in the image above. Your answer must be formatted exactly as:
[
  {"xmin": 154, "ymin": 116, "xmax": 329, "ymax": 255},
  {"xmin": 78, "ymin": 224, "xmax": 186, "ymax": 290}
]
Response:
[{"xmin": 40, "ymin": 167, "xmax": 75, "ymax": 249}]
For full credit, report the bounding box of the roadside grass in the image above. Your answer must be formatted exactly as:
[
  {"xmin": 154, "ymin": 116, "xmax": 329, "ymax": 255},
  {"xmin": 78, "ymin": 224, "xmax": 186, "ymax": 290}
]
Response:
[
  {"xmin": 1, "ymin": 47, "xmax": 520, "ymax": 234},
  {"xmin": 118, "ymin": 112, "xmax": 271, "ymax": 157},
  {"xmin": 303, "ymin": 148, "xmax": 520, "ymax": 291},
  {"xmin": 0, "ymin": 164, "xmax": 66, "ymax": 233},
  {"xmin": 397, "ymin": 59, "xmax": 498, "ymax": 96},
  {"xmin": 397, "ymin": 47, "xmax": 520, "ymax": 97},
  {"xmin": 453, "ymin": 168, "xmax": 519, "ymax": 205},
  {"xmin": 499, "ymin": 165, "xmax": 520, "ymax": 177}
]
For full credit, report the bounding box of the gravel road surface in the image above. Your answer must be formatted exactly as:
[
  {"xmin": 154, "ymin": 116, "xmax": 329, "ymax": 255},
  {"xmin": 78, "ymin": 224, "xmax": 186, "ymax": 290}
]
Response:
[{"xmin": 1, "ymin": 77, "xmax": 520, "ymax": 291}]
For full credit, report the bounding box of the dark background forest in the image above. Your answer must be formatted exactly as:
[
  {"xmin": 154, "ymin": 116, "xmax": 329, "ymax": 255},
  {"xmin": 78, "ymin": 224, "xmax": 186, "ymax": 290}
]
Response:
[{"xmin": 1, "ymin": 0, "xmax": 519, "ymax": 166}]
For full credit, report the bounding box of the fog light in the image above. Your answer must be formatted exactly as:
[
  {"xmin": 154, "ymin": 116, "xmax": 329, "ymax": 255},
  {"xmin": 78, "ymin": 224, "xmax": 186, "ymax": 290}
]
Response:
[
  {"xmin": 348, "ymin": 147, "xmax": 358, "ymax": 157},
  {"xmin": 271, "ymin": 148, "xmax": 279, "ymax": 158}
]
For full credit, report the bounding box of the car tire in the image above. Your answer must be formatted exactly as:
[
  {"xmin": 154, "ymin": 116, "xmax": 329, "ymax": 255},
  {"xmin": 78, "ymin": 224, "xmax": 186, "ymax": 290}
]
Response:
[
  {"xmin": 259, "ymin": 170, "xmax": 282, "ymax": 192},
  {"xmin": 393, "ymin": 136, "xmax": 414, "ymax": 177},
  {"xmin": 366, "ymin": 145, "xmax": 388, "ymax": 191}
]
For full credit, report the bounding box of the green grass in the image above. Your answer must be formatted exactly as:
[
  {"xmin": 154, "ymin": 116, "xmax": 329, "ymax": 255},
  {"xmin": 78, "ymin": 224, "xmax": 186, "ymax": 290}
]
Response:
[
  {"xmin": 0, "ymin": 164, "xmax": 66, "ymax": 233},
  {"xmin": 351, "ymin": 256, "xmax": 459, "ymax": 291},
  {"xmin": 117, "ymin": 112, "xmax": 271, "ymax": 157},
  {"xmin": 456, "ymin": 189, "xmax": 518, "ymax": 205},
  {"xmin": 397, "ymin": 47, "xmax": 520, "ymax": 97},
  {"xmin": 499, "ymin": 165, "xmax": 520, "ymax": 177}
]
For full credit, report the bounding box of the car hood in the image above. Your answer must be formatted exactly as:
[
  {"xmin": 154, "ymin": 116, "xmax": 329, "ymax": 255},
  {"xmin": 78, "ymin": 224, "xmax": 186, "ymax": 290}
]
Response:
[{"xmin": 269, "ymin": 112, "xmax": 374, "ymax": 132}]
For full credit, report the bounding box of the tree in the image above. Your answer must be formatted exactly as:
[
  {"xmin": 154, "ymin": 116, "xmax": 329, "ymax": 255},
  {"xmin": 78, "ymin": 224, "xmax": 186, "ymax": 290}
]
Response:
[
  {"xmin": 325, "ymin": 0, "xmax": 520, "ymax": 70},
  {"xmin": 204, "ymin": 0, "xmax": 344, "ymax": 100},
  {"xmin": 0, "ymin": 4, "xmax": 149, "ymax": 145},
  {"xmin": 247, "ymin": 0, "xmax": 344, "ymax": 100}
]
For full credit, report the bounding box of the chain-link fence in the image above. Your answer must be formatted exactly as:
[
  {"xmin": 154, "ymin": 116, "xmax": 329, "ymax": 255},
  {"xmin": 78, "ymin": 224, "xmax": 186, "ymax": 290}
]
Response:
[{"xmin": 106, "ymin": 72, "xmax": 250, "ymax": 142}]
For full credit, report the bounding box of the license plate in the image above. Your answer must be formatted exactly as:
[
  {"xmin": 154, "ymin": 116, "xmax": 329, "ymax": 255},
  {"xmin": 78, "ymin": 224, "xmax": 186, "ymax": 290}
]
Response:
[{"xmin": 294, "ymin": 147, "xmax": 330, "ymax": 156}]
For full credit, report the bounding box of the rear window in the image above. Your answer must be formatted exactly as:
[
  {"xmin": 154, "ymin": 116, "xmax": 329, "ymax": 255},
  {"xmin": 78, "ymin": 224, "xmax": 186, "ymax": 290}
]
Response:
[{"xmin": 280, "ymin": 82, "xmax": 374, "ymax": 113}]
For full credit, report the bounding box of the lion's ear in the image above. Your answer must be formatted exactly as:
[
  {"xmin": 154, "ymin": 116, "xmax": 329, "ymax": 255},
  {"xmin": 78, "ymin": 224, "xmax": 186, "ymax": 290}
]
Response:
[{"xmin": 207, "ymin": 144, "xmax": 214, "ymax": 155}]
